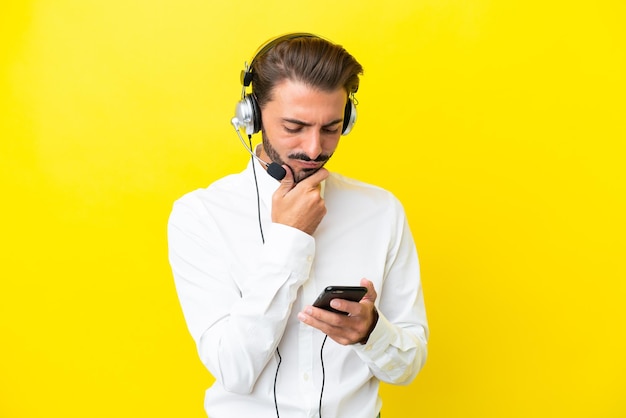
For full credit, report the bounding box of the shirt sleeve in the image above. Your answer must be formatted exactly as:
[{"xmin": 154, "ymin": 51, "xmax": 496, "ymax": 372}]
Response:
[
  {"xmin": 167, "ymin": 195, "xmax": 314, "ymax": 394},
  {"xmin": 351, "ymin": 198, "xmax": 429, "ymax": 385}
]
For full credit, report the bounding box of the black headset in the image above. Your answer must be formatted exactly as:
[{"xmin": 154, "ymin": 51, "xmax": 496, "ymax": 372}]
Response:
[{"xmin": 234, "ymin": 32, "xmax": 357, "ymax": 137}]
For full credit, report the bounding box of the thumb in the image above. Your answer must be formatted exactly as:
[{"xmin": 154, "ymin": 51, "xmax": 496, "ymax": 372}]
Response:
[
  {"xmin": 360, "ymin": 278, "xmax": 377, "ymax": 303},
  {"xmin": 276, "ymin": 165, "xmax": 295, "ymax": 194}
]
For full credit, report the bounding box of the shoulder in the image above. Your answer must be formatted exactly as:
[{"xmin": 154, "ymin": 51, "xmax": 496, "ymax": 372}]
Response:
[
  {"xmin": 325, "ymin": 172, "xmax": 405, "ymax": 215},
  {"xmin": 326, "ymin": 172, "xmax": 399, "ymax": 203},
  {"xmin": 170, "ymin": 171, "xmax": 253, "ymax": 219},
  {"xmin": 175, "ymin": 171, "xmax": 250, "ymax": 204}
]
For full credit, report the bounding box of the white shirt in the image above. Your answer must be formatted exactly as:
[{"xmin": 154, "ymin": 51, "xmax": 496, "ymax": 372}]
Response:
[{"xmin": 168, "ymin": 158, "xmax": 428, "ymax": 418}]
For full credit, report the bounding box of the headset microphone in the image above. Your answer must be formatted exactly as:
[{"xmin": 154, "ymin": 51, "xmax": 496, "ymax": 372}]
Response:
[{"xmin": 231, "ymin": 118, "xmax": 287, "ymax": 181}]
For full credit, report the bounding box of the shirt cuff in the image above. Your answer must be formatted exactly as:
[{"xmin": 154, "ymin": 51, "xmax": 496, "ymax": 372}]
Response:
[
  {"xmin": 352, "ymin": 309, "xmax": 395, "ymax": 359},
  {"xmin": 261, "ymin": 222, "xmax": 316, "ymax": 280}
]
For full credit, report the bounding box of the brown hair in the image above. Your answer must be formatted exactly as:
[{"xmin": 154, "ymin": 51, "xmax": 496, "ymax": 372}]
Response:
[{"xmin": 251, "ymin": 36, "xmax": 364, "ymax": 109}]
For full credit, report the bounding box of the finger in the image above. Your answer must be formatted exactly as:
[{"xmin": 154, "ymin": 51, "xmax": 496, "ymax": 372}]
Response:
[
  {"xmin": 360, "ymin": 278, "xmax": 377, "ymax": 302},
  {"xmin": 298, "ymin": 306, "xmax": 366, "ymax": 345},
  {"xmin": 299, "ymin": 307, "xmax": 346, "ymax": 333},
  {"xmin": 329, "ymin": 298, "xmax": 362, "ymax": 317},
  {"xmin": 276, "ymin": 164, "xmax": 295, "ymax": 194},
  {"xmin": 298, "ymin": 167, "xmax": 329, "ymax": 188},
  {"xmin": 298, "ymin": 307, "xmax": 330, "ymax": 329}
]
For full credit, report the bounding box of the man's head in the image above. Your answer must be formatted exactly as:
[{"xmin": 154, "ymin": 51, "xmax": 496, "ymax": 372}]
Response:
[
  {"xmin": 249, "ymin": 34, "xmax": 363, "ymax": 112},
  {"xmin": 246, "ymin": 34, "xmax": 364, "ymax": 182}
]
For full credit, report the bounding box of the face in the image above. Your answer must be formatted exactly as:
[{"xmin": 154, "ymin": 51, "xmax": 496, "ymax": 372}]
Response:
[{"xmin": 258, "ymin": 79, "xmax": 347, "ymax": 183}]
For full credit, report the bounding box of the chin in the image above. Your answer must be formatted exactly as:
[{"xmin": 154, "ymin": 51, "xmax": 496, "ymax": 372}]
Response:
[{"xmin": 294, "ymin": 167, "xmax": 321, "ymax": 183}]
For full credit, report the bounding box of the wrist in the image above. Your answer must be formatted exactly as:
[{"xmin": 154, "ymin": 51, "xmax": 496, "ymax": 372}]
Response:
[{"xmin": 359, "ymin": 306, "xmax": 378, "ymax": 345}]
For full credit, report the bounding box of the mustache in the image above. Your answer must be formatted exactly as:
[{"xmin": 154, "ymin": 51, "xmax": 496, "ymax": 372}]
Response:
[{"xmin": 288, "ymin": 153, "xmax": 331, "ymax": 163}]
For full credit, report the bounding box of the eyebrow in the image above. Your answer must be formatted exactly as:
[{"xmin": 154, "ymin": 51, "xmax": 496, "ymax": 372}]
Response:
[{"xmin": 282, "ymin": 117, "xmax": 344, "ymax": 128}]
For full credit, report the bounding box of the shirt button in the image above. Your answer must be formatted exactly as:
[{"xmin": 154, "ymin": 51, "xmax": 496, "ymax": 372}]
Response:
[
  {"xmin": 303, "ymin": 373, "xmax": 309, "ymax": 381},
  {"xmin": 306, "ymin": 255, "xmax": 313, "ymax": 262}
]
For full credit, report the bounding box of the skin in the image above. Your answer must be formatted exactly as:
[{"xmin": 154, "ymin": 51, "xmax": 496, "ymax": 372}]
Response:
[
  {"xmin": 258, "ymin": 79, "xmax": 378, "ymax": 345},
  {"xmin": 259, "ymin": 78, "xmax": 343, "ymax": 184}
]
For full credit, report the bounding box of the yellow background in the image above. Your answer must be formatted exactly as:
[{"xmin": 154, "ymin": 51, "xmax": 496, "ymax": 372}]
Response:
[{"xmin": 1, "ymin": 0, "xmax": 625, "ymax": 417}]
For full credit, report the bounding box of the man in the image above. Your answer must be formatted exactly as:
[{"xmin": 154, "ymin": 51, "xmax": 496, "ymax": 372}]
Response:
[{"xmin": 168, "ymin": 33, "xmax": 428, "ymax": 418}]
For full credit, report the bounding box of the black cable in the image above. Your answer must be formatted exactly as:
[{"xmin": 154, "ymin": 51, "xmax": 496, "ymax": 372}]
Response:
[
  {"xmin": 249, "ymin": 137, "xmax": 282, "ymax": 417},
  {"xmin": 249, "ymin": 135, "xmax": 265, "ymax": 244},
  {"xmin": 319, "ymin": 334, "xmax": 329, "ymax": 418},
  {"xmin": 273, "ymin": 348, "xmax": 282, "ymax": 418}
]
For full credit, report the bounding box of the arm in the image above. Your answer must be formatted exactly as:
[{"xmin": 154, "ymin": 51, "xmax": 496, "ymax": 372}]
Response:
[
  {"xmin": 168, "ymin": 197, "xmax": 314, "ymax": 394},
  {"xmin": 297, "ymin": 196, "xmax": 428, "ymax": 385},
  {"xmin": 353, "ymin": 208, "xmax": 429, "ymax": 385},
  {"xmin": 168, "ymin": 167, "xmax": 329, "ymax": 394}
]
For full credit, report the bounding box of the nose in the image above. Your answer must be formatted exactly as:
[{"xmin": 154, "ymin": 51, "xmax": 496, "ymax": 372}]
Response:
[{"xmin": 301, "ymin": 129, "xmax": 323, "ymax": 160}]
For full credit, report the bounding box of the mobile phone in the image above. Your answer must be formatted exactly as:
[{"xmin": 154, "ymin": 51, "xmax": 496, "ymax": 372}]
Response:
[{"xmin": 313, "ymin": 286, "xmax": 367, "ymax": 315}]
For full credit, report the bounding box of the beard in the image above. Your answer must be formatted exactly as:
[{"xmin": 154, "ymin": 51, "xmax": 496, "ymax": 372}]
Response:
[{"xmin": 262, "ymin": 130, "xmax": 333, "ymax": 183}]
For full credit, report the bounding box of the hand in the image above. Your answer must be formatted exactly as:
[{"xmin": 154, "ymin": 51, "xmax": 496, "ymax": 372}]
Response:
[
  {"xmin": 298, "ymin": 278, "xmax": 379, "ymax": 345},
  {"xmin": 272, "ymin": 166, "xmax": 329, "ymax": 235}
]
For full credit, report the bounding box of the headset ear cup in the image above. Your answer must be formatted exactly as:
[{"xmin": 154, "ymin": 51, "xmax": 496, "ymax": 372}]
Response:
[
  {"xmin": 235, "ymin": 95, "xmax": 263, "ymax": 136},
  {"xmin": 342, "ymin": 98, "xmax": 357, "ymax": 135},
  {"xmin": 249, "ymin": 94, "xmax": 262, "ymax": 134}
]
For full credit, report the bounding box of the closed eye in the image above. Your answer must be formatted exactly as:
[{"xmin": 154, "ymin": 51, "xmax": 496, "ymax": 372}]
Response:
[
  {"xmin": 285, "ymin": 126, "xmax": 340, "ymax": 134},
  {"xmin": 322, "ymin": 119, "xmax": 343, "ymax": 134},
  {"xmin": 284, "ymin": 125, "xmax": 302, "ymax": 134},
  {"xmin": 281, "ymin": 118, "xmax": 343, "ymax": 134}
]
